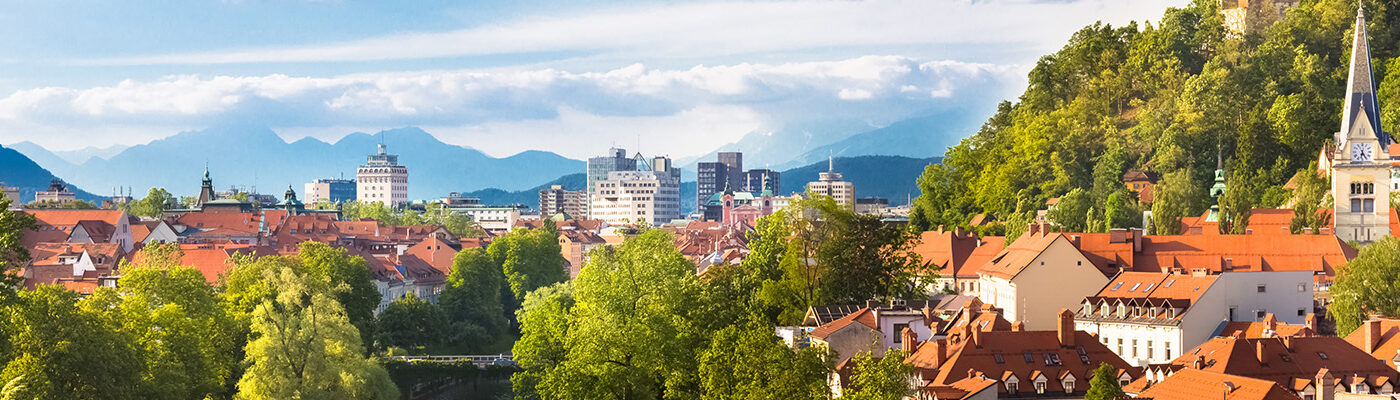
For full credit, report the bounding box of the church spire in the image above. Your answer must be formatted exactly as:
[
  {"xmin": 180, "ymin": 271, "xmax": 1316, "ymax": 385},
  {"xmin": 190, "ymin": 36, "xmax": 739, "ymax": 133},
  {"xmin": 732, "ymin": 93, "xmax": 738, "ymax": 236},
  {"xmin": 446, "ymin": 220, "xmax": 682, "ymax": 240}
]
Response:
[{"xmin": 1340, "ymin": 5, "xmax": 1387, "ymax": 146}]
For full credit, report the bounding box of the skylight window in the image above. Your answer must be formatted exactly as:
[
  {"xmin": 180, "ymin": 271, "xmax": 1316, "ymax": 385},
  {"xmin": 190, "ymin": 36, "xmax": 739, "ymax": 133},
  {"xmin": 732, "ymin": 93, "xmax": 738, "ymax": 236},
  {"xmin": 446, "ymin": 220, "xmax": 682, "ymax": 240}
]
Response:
[
  {"xmin": 1164, "ymin": 280, "xmax": 1176, "ymax": 288},
  {"xmin": 1130, "ymin": 283, "xmax": 1142, "ymax": 291},
  {"xmin": 1317, "ymin": 352, "xmax": 1328, "ymax": 360},
  {"xmin": 994, "ymin": 353, "xmax": 1005, "ymax": 364},
  {"xmin": 1111, "ymin": 282, "xmax": 1124, "ymax": 291},
  {"xmin": 1024, "ymin": 352, "xmax": 1034, "ymax": 363},
  {"xmin": 1144, "ymin": 283, "xmax": 1156, "ymax": 292}
]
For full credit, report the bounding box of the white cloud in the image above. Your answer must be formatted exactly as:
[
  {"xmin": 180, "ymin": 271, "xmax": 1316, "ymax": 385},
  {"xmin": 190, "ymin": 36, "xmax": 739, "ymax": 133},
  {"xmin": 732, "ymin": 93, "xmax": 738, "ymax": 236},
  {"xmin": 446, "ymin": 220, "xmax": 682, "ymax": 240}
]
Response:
[
  {"xmin": 81, "ymin": 0, "xmax": 1186, "ymax": 66},
  {"xmin": 0, "ymin": 56, "xmax": 1023, "ymax": 157}
]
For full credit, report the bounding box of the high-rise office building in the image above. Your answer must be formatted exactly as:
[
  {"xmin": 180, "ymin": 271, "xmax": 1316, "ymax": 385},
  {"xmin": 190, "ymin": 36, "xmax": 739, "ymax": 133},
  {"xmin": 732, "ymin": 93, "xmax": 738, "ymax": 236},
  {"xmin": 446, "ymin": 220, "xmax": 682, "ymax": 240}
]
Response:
[
  {"xmin": 743, "ymin": 169, "xmax": 780, "ymax": 194},
  {"xmin": 697, "ymin": 162, "xmax": 727, "ymax": 214},
  {"xmin": 590, "ymin": 156, "xmax": 681, "ymax": 226},
  {"xmin": 356, "ymin": 144, "xmax": 409, "ymax": 206},
  {"xmin": 304, "ymin": 178, "xmax": 357, "ymax": 204},
  {"xmin": 587, "ymin": 148, "xmax": 638, "ymax": 216},
  {"xmin": 806, "ymin": 157, "xmax": 855, "ymax": 208},
  {"xmin": 539, "ymin": 185, "xmax": 587, "ymax": 218},
  {"xmin": 717, "ymin": 152, "xmax": 743, "ymax": 190}
]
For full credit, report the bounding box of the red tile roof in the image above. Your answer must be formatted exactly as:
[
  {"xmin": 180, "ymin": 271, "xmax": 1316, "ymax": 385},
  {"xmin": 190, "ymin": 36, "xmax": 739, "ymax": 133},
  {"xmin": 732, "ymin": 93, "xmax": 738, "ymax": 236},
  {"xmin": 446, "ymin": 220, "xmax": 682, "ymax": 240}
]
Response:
[
  {"xmin": 976, "ymin": 231, "xmax": 1066, "ymax": 280},
  {"xmin": 1344, "ymin": 318, "xmax": 1400, "ymax": 369},
  {"xmin": 905, "ymin": 328, "xmax": 1136, "ymax": 395},
  {"xmin": 810, "ymin": 307, "xmax": 879, "ymax": 340},
  {"xmin": 1146, "ymin": 335, "xmax": 1397, "ymax": 392},
  {"xmin": 1136, "ymin": 369, "xmax": 1302, "ymax": 400}
]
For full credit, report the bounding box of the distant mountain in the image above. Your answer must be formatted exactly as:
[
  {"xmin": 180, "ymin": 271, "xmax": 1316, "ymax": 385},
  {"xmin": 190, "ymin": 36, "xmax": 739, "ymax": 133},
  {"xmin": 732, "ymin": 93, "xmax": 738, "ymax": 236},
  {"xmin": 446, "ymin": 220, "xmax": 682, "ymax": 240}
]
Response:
[
  {"xmin": 13, "ymin": 125, "xmax": 585, "ymax": 200},
  {"xmin": 787, "ymin": 109, "xmax": 979, "ymax": 169},
  {"xmin": 0, "ymin": 145, "xmax": 103, "ymax": 202},
  {"xmin": 8, "ymin": 142, "xmax": 128, "ymax": 165},
  {"xmin": 456, "ymin": 173, "xmax": 586, "ymax": 206},
  {"xmin": 778, "ymin": 155, "xmax": 938, "ymax": 206}
]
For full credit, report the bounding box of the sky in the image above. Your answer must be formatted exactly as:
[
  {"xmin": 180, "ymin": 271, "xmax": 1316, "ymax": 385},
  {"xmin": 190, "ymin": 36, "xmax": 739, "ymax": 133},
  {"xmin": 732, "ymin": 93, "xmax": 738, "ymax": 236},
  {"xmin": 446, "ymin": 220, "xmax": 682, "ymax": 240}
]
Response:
[{"xmin": 0, "ymin": 0, "xmax": 1188, "ymax": 159}]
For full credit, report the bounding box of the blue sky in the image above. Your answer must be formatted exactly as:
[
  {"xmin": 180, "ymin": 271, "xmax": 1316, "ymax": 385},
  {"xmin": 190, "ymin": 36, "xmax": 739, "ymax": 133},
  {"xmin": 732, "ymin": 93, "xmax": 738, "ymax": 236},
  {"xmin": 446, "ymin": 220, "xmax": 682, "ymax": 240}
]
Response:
[{"xmin": 0, "ymin": 0, "xmax": 1186, "ymax": 159}]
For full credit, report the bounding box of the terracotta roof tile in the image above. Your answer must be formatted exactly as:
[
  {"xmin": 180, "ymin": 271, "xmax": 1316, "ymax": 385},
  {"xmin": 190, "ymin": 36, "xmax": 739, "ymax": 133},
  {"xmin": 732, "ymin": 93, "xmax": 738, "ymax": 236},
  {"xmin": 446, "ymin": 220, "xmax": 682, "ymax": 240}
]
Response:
[
  {"xmin": 810, "ymin": 308, "xmax": 879, "ymax": 339},
  {"xmin": 1136, "ymin": 369, "xmax": 1301, "ymax": 400}
]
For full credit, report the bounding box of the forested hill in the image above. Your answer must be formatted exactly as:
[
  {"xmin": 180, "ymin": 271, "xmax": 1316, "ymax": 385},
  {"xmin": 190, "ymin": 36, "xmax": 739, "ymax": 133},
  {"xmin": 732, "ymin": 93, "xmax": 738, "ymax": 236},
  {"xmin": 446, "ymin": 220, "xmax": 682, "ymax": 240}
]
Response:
[
  {"xmin": 908, "ymin": 0, "xmax": 1400, "ymax": 236},
  {"xmin": 0, "ymin": 145, "xmax": 103, "ymax": 203}
]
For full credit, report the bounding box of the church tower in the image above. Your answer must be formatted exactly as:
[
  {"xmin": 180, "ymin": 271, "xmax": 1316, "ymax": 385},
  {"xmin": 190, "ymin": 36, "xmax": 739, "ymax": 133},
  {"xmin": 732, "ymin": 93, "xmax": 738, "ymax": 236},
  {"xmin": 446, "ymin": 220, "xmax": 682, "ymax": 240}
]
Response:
[{"xmin": 1330, "ymin": 6, "xmax": 1391, "ymax": 242}]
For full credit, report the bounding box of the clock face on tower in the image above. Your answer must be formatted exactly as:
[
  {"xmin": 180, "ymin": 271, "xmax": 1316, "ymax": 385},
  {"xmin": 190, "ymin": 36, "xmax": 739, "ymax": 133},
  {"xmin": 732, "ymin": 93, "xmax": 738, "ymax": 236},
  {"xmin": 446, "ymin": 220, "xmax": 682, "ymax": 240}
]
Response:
[{"xmin": 1352, "ymin": 142, "xmax": 1374, "ymax": 161}]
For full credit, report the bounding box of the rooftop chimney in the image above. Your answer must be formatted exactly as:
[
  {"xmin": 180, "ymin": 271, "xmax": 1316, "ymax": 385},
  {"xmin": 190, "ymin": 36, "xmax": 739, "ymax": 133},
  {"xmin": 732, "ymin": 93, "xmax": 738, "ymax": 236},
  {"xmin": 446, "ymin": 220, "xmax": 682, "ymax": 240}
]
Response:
[
  {"xmin": 1366, "ymin": 319, "xmax": 1383, "ymax": 354},
  {"xmin": 1012, "ymin": 321, "xmax": 1025, "ymax": 332},
  {"xmin": 1317, "ymin": 369, "xmax": 1336, "ymax": 400},
  {"xmin": 1263, "ymin": 313, "xmax": 1278, "ymax": 338},
  {"xmin": 901, "ymin": 328, "xmax": 919, "ymax": 354},
  {"xmin": 1223, "ymin": 381, "xmax": 1237, "ymax": 394},
  {"xmin": 1057, "ymin": 309, "xmax": 1075, "ymax": 347},
  {"xmin": 1306, "ymin": 313, "xmax": 1318, "ymax": 332},
  {"xmin": 1109, "ymin": 228, "xmax": 1127, "ymax": 243},
  {"xmin": 1193, "ymin": 355, "xmax": 1206, "ymax": 369},
  {"xmin": 932, "ymin": 339, "xmax": 948, "ymax": 367},
  {"xmin": 866, "ymin": 299, "xmax": 880, "ymax": 310},
  {"xmin": 1255, "ymin": 340, "xmax": 1268, "ymax": 365},
  {"xmin": 1028, "ymin": 222, "xmax": 1040, "ymax": 236},
  {"xmin": 971, "ymin": 325, "xmax": 984, "ymax": 348}
]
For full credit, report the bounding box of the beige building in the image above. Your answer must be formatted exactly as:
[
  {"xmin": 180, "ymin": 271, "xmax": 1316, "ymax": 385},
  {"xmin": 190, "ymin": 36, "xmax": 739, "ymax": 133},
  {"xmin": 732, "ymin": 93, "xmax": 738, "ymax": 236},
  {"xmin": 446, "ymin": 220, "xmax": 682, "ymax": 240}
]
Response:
[
  {"xmin": 357, "ymin": 144, "xmax": 408, "ymax": 206},
  {"xmin": 1326, "ymin": 9, "xmax": 1391, "ymax": 243},
  {"xmin": 590, "ymin": 170, "xmax": 681, "ymax": 226},
  {"xmin": 806, "ymin": 157, "xmax": 855, "ymax": 208},
  {"xmin": 33, "ymin": 179, "xmax": 76, "ymax": 204},
  {"xmin": 1, "ymin": 183, "xmax": 18, "ymax": 208},
  {"xmin": 539, "ymin": 185, "xmax": 587, "ymax": 218},
  {"xmin": 976, "ymin": 225, "xmax": 1109, "ymax": 330}
]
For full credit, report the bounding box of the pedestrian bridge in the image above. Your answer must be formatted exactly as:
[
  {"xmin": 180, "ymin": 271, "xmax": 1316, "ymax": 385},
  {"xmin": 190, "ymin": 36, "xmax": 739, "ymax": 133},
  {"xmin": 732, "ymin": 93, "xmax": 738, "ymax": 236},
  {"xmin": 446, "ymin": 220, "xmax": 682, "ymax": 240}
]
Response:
[{"xmin": 385, "ymin": 354, "xmax": 514, "ymax": 367}]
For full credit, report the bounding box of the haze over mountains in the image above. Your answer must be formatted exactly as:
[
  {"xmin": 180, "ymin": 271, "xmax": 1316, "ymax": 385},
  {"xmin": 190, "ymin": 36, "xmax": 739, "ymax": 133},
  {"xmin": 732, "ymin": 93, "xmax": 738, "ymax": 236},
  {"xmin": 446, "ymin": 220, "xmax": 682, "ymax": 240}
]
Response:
[{"xmin": 8, "ymin": 109, "xmax": 968, "ymax": 203}]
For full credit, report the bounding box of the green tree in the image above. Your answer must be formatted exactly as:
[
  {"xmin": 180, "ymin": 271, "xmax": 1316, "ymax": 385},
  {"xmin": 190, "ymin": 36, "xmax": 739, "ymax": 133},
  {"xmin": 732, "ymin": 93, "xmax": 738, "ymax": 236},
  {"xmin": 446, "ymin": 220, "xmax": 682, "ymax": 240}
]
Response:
[
  {"xmin": 1103, "ymin": 190, "xmax": 1141, "ymax": 230},
  {"xmin": 126, "ymin": 188, "xmax": 175, "ymax": 218},
  {"xmin": 697, "ymin": 322, "xmax": 832, "ymax": 400},
  {"xmin": 1047, "ymin": 188, "xmax": 1093, "ymax": 232},
  {"xmin": 438, "ymin": 248, "xmax": 508, "ymax": 352},
  {"xmin": 234, "ymin": 267, "xmax": 397, "ymax": 400},
  {"xmin": 1085, "ymin": 362, "xmax": 1125, "ymax": 400},
  {"xmin": 1330, "ymin": 237, "xmax": 1400, "ymax": 336},
  {"xmin": 490, "ymin": 228, "xmax": 566, "ymax": 305},
  {"xmin": 374, "ymin": 293, "xmax": 448, "ymax": 353},
  {"xmin": 296, "ymin": 242, "xmax": 381, "ymax": 348},
  {"xmin": 1151, "ymin": 170, "xmax": 1203, "ymax": 235},
  {"xmin": 0, "ymin": 197, "xmax": 36, "ymax": 303},
  {"xmin": 80, "ymin": 248, "xmax": 240, "ymax": 400},
  {"xmin": 1217, "ymin": 168, "xmax": 1255, "ymax": 235},
  {"xmin": 511, "ymin": 282, "xmax": 573, "ymax": 400},
  {"xmin": 422, "ymin": 203, "xmax": 482, "ymax": 238},
  {"xmin": 0, "ymin": 286, "xmax": 143, "ymax": 400},
  {"xmin": 843, "ymin": 349, "xmax": 913, "ymax": 400},
  {"xmin": 512, "ymin": 230, "xmax": 703, "ymax": 399},
  {"xmin": 1289, "ymin": 162, "xmax": 1331, "ymax": 234}
]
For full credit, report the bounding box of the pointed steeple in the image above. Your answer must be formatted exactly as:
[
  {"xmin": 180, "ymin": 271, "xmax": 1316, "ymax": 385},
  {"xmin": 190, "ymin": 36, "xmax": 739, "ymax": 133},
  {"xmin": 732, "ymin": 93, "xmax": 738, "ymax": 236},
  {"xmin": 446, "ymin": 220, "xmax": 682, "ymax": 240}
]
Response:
[{"xmin": 1340, "ymin": 5, "xmax": 1388, "ymax": 146}]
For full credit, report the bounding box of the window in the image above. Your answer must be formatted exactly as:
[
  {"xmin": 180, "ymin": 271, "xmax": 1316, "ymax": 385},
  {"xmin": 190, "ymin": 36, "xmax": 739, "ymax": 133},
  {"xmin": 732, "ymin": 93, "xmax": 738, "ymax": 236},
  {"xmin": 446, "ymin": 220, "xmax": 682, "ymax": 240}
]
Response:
[
  {"xmin": 1130, "ymin": 283, "xmax": 1142, "ymax": 291},
  {"xmin": 1164, "ymin": 279, "xmax": 1175, "ymax": 288},
  {"xmin": 1024, "ymin": 352, "xmax": 1033, "ymax": 363},
  {"xmin": 993, "ymin": 353, "xmax": 1004, "ymax": 364},
  {"xmin": 892, "ymin": 324, "xmax": 909, "ymax": 343},
  {"xmin": 1132, "ymin": 340, "xmax": 1138, "ymax": 358},
  {"xmin": 1147, "ymin": 341, "xmax": 1154, "ymax": 358},
  {"xmin": 1165, "ymin": 342, "xmax": 1172, "ymax": 359},
  {"xmin": 1007, "ymin": 382, "xmax": 1018, "ymax": 395},
  {"xmin": 1298, "ymin": 309, "xmax": 1307, "ymax": 317},
  {"xmin": 1035, "ymin": 381, "xmax": 1046, "ymax": 394},
  {"xmin": 1317, "ymin": 352, "xmax": 1328, "ymax": 360},
  {"xmin": 1256, "ymin": 310, "xmax": 1267, "ymax": 320},
  {"xmin": 1299, "ymin": 283, "xmax": 1307, "ymax": 292},
  {"xmin": 1111, "ymin": 282, "xmax": 1124, "ymax": 291},
  {"xmin": 1046, "ymin": 353, "xmax": 1062, "ymax": 366},
  {"xmin": 1117, "ymin": 339, "xmax": 1124, "ymax": 355},
  {"xmin": 1257, "ymin": 285, "xmax": 1267, "ymax": 293},
  {"xmin": 1064, "ymin": 379, "xmax": 1075, "ymax": 393}
]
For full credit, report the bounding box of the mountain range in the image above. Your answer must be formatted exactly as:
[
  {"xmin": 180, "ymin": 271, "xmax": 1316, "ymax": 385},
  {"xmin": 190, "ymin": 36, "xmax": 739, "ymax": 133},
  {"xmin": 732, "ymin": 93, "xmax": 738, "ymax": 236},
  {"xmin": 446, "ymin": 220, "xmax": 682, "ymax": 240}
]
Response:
[
  {"xmin": 0, "ymin": 145, "xmax": 102, "ymax": 203},
  {"xmin": 10, "ymin": 125, "xmax": 584, "ymax": 200}
]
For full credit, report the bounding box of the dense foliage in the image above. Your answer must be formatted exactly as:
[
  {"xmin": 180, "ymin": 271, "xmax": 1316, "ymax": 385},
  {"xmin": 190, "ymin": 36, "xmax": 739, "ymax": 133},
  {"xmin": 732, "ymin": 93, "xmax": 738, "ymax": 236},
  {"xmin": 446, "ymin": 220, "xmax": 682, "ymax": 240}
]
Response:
[
  {"xmin": 1329, "ymin": 236, "xmax": 1400, "ymax": 335},
  {"xmin": 340, "ymin": 201, "xmax": 483, "ymax": 238},
  {"xmin": 910, "ymin": 0, "xmax": 1400, "ymax": 236}
]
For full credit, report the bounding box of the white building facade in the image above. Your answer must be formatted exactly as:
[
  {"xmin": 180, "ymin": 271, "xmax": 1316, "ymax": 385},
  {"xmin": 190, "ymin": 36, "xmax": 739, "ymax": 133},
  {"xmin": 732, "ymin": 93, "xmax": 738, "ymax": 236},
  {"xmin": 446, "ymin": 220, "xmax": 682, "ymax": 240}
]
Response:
[
  {"xmin": 1076, "ymin": 270, "xmax": 1315, "ymax": 366},
  {"xmin": 357, "ymin": 144, "xmax": 408, "ymax": 206},
  {"xmin": 590, "ymin": 170, "xmax": 681, "ymax": 226}
]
